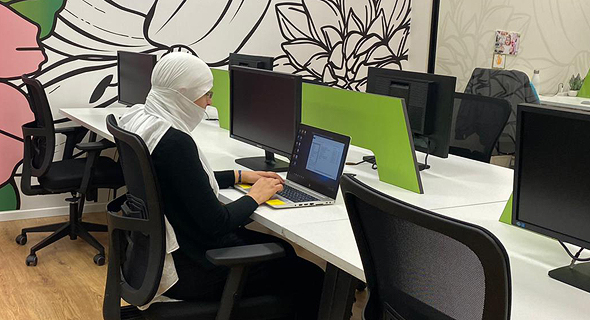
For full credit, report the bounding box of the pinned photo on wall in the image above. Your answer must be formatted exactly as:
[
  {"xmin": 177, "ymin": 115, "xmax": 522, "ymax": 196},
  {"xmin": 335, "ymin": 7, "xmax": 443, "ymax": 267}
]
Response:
[
  {"xmin": 492, "ymin": 53, "xmax": 506, "ymax": 69},
  {"xmin": 494, "ymin": 30, "xmax": 520, "ymax": 55}
]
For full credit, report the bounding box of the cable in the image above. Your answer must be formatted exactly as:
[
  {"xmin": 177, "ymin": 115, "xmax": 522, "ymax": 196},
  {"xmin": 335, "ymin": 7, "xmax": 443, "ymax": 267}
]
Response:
[
  {"xmin": 345, "ymin": 160, "xmax": 368, "ymax": 166},
  {"xmin": 558, "ymin": 240, "xmax": 590, "ymax": 262}
]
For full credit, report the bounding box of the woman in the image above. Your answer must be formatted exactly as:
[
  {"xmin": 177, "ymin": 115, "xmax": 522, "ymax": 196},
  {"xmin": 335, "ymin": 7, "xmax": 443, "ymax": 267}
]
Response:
[{"xmin": 119, "ymin": 52, "xmax": 324, "ymax": 317}]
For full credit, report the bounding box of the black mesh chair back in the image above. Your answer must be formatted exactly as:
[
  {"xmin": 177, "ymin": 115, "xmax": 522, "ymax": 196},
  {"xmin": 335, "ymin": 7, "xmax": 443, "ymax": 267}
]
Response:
[
  {"xmin": 465, "ymin": 68, "xmax": 539, "ymax": 153},
  {"xmin": 341, "ymin": 174, "xmax": 511, "ymax": 320},
  {"xmin": 450, "ymin": 93, "xmax": 511, "ymax": 163},
  {"xmin": 104, "ymin": 114, "xmax": 166, "ymax": 318},
  {"xmin": 21, "ymin": 76, "xmax": 56, "ymax": 182}
]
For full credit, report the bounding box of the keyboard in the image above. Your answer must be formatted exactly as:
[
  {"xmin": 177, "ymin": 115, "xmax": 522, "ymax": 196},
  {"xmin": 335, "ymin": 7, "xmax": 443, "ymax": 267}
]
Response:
[{"xmin": 277, "ymin": 185, "xmax": 319, "ymax": 203}]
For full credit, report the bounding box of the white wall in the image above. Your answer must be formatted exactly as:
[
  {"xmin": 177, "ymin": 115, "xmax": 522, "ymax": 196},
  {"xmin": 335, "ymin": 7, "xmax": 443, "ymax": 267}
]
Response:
[{"xmin": 435, "ymin": 0, "xmax": 590, "ymax": 94}]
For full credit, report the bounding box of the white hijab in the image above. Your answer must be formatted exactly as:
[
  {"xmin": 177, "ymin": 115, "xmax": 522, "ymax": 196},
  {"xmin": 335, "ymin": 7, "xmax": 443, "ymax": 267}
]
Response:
[{"xmin": 118, "ymin": 52, "xmax": 219, "ymax": 308}]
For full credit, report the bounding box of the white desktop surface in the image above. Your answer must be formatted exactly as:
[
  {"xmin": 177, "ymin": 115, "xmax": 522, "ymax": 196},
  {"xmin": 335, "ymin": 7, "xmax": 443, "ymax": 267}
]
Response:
[
  {"xmin": 540, "ymin": 95, "xmax": 590, "ymax": 110},
  {"xmin": 59, "ymin": 107, "xmax": 588, "ymax": 319}
]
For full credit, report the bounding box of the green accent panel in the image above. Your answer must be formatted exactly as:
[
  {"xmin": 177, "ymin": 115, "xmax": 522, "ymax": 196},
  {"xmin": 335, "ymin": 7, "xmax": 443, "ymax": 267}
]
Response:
[
  {"xmin": 499, "ymin": 193, "xmax": 513, "ymax": 224},
  {"xmin": 212, "ymin": 68, "xmax": 230, "ymax": 130},
  {"xmin": 301, "ymin": 83, "xmax": 423, "ymax": 194},
  {"xmin": 0, "ymin": 183, "xmax": 18, "ymax": 211},
  {"xmin": 2, "ymin": 0, "xmax": 65, "ymax": 39},
  {"xmin": 578, "ymin": 68, "xmax": 590, "ymax": 98}
]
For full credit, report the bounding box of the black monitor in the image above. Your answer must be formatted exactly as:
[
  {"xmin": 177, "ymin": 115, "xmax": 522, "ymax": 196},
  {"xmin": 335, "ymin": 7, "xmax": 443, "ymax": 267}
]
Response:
[
  {"xmin": 366, "ymin": 68, "xmax": 456, "ymax": 169},
  {"xmin": 229, "ymin": 53, "xmax": 274, "ymax": 70},
  {"xmin": 117, "ymin": 51, "xmax": 157, "ymax": 106},
  {"xmin": 229, "ymin": 66, "xmax": 302, "ymax": 172},
  {"xmin": 513, "ymin": 103, "xmax": 590, "ymax": 293}
]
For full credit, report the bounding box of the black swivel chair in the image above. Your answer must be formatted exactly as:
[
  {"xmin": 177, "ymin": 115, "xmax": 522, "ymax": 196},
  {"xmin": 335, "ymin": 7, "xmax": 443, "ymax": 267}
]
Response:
[
  {"xmin": 104, "ymin": 114, "xmax": 296, "ymax": 320},
  {"xmin": 340, "ymin": 174, "xmax": 511, "ymax": 320},
  {"xmin": 16, "ymin": 75, "xmax": 124, "ymax": 266},
  {"xmin": 449, "ymin": 93, "xmax": 511, "ymax": 163},
  {"xmin": 464, "ymin": 68, "xmax": 540, "ymax": 154}
]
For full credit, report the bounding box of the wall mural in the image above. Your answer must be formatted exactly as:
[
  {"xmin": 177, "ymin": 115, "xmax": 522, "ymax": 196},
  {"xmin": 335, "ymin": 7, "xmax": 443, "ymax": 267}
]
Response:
[{"xmin": 0, "ymin": 0, "xmax": 413, "ymax": 212}]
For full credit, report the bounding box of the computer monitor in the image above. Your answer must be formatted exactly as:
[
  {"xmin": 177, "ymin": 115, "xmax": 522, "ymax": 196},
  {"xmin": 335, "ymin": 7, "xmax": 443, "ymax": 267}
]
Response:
[
  {"xmin": 229, "ymin": 66, "xmax": 302, "ymax": 172},
  {"xmin": 512, "ymin": 103, "xmax": 590, "ymax": 293},
  {"xmin": 117, "ymin": 51, "xmax": 157, "ymax": 106},
  {"xmin": 229, "ymin": 53, "xmax": 274, "ymax": 70},
  {"xmin": 366, "ymin": 68, "xmax": 456, "ymax": 169}
]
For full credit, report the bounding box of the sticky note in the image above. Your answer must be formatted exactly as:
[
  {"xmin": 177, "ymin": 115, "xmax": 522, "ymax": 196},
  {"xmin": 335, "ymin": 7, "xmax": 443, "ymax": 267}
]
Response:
[
  {"xmin": 266, "ymin": 199, "xmax": 285, "ymax": 206},
  {"xmin": 237, "ymin": 184, "xmax": 252, "ymax": 189}
]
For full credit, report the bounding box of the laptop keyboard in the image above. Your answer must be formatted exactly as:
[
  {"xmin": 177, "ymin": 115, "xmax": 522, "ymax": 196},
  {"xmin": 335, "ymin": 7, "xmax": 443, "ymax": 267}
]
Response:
[{"xmin": 277, "ymin": 185, "xmax": 319, "ymax": 203}]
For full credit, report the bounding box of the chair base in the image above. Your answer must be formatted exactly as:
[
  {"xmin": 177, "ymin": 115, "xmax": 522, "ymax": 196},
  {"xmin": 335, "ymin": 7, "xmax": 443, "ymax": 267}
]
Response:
[{"xmin": 16, "ymin": 198, "xmax": 107, "ymax": 266}]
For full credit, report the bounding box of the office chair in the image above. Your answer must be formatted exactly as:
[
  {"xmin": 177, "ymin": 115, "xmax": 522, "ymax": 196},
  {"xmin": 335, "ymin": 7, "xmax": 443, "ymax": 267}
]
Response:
[
  {"xmin": 465, "ymin": 68, "xmax": 539, "ymax": 154},
  {"xmin": 449, "ymin": 93, "xmax": 511, "ymax": 163},
  {"xmin": 340, "ymin": 174, "xmax": 511, "ymax": 320},
  {"xmin": 104, "ymin": 114, "xmax": 296, "ymax": 320},
  {"xmin": 16, "ymin": 75, "xmax": 124, "ymax": 266}
]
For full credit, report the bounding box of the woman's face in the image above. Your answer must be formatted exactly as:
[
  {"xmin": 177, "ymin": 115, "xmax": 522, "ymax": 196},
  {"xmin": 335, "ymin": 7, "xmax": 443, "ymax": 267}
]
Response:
[
  {"xmin": 193, "ymin": 92, "xmax": 212, "ymax": 109},
  {"xmin": 505, "ymin": 35, "xmax": 511, "ymax": 45}
]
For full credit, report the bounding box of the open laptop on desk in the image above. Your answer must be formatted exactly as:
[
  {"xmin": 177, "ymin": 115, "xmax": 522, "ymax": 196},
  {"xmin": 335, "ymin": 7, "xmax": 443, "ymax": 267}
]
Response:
[{"xmin": 235, "ymin": 124, "xmax": 350, "ymax": 208}]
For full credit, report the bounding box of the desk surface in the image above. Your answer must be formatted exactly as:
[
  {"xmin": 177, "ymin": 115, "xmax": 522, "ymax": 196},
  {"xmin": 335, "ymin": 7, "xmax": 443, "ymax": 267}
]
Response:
[
  {"xmin": 540, "ymin": 95, "xmax": 590, "ymax": 110},
  {"xmin": 57, "ymin": 107, "xmax": 585, "ymax": 320}
]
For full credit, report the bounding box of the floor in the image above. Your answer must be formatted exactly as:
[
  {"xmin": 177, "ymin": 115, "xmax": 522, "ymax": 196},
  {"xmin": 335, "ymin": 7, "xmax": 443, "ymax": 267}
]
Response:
[{"xmin": 0, "ymin": 212, "xmax": 366, "ymax": 319}]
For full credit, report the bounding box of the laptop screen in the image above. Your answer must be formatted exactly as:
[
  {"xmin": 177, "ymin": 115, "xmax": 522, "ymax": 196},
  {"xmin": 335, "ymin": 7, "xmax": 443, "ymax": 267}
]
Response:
[{"xmin": 286, "ymin": 124, "xmax": 350, "ymax": 199}]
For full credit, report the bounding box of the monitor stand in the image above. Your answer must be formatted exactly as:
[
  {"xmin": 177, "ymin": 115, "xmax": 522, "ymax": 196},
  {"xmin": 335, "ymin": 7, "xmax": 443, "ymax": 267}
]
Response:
[
  {"xmin": 549, "ymin": 262, "xmax": 590, "ymax": 293},
  {"xmin": 235, "ymin": 151, "xmax": 289, "ymax": 172}
]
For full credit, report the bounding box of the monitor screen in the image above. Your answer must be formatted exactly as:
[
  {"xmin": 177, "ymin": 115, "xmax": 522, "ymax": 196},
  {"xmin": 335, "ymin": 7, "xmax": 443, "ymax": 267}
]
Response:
[
  {"xmin": 117, "ymin": 51, "xmax": 157, "ymax": 106},
  {"xmin": 230, "ymin": 66, "xmax": 302, "ymax": 158},
  {"xmin": 513, "ymin": 104, "xmax": 590, "ymax": 249},
  {"xmin": 366, "ymin": 68, "xmax": 456, "ymax": 158},
  {"xmin": 287, "ymin": 124, "xmax": 350, "ymax": 199}
]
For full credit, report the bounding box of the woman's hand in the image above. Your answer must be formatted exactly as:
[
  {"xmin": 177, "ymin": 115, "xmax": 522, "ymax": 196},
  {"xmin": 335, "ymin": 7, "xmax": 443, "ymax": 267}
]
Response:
[
  {"xmin": 237, "ymin": 170, "xmax": 285, "ymax": 185},
  {"xmin": 247, "ymin": 177, "xmax": 284, "ymax": 205}
]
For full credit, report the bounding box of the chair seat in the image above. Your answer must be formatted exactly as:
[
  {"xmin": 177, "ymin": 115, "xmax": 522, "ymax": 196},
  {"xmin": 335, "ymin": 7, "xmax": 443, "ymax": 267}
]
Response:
[
  {"xmin": 38, "ymin": 157, "xmax": 124, "ymax": 192},
  {"xmin": 136, "ymin": 295, "xmax": 295, "ymax": 320}
]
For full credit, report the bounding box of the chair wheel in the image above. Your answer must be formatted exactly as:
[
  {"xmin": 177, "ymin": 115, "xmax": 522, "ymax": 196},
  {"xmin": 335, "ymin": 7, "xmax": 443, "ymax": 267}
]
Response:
[
  {"xmin": 15, "ymin": 234, "xmax": 27, "ymax": 245},
  {"xmin": 26, "ymin": 254, "xmax": 38, "ymax": 266},
  {"xmin": 94, "ymin": 254, "xmax": 106, "ymax": 266}
]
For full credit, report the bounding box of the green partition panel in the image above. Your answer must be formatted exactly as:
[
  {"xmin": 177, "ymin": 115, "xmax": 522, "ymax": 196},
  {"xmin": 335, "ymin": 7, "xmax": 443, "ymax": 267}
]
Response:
[
  {"xmin": 302, "ymin": 83, "xmax": 423, "ymax": 194},
  {"xmin": 578, "ymin": 68, "xmax": 590, "ymax": 98},
  {"xmin": 211, "ymin": 68, "xmax": 230, "ymax": 129},
  {"xmin": 499, "ymin": 193, "xmax": 513, "ymax": 224}
]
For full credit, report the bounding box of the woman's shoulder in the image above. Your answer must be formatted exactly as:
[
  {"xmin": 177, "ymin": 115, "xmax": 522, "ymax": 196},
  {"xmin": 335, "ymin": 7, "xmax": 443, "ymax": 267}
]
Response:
[{"xmin": 154, "ymin": 128, "xmax": 197, "ymax": 154}]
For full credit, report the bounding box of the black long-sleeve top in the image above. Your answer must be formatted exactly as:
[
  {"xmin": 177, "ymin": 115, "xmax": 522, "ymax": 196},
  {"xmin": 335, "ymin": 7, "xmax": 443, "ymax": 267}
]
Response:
[{"xmin": 151, "ymin": 128, "xmax": 259, "ymax": 269}]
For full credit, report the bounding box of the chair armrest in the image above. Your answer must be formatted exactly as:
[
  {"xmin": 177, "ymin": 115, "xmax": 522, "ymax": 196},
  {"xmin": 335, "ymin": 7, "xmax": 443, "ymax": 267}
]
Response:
[
  {"xmin": 53, "ymin": 117, "xmax": 72, "ymax": 125},
  {"xmin": 206, "ymin": 243, "xmax": 285, "ymax": 267},
  {"xmin": 76, "ymin": 139, "xmax": 115, "ymax": 151},
  {"xmin": 55, "ymin": 126, "xmax": 82, "ymax": 134}
]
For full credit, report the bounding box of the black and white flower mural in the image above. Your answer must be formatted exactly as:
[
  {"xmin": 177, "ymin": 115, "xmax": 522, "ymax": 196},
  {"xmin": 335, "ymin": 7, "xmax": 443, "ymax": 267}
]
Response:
[
  {"xmin": 0, "ymin": 0, "xmax": 414, "ymax": 211},
  {"xmin": 275, "ymin": 0, "xmax": 411, "ymax": 90}
]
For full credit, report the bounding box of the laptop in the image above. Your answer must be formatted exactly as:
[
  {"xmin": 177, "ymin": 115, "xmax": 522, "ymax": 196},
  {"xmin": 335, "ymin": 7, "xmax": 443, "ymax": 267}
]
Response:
[{"xmin": 235, "ymin": 124, "xmax": 350, "ymax": 208}]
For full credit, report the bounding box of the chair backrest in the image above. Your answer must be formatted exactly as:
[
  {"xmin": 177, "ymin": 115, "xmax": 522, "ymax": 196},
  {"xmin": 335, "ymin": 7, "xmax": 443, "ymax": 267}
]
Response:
[
  {"xmin": 464, "ymin": 68, "xmax": 539, "ymax": 153},
  {"xmin": 20, "ymin": 76, "xmax": 56, "ymax": 193},
  {"xmin": 104, "ymin": 114, "xmax": 166, "ymax": 319},
  {"xmin": 340, "ymin": 174, "xmax": 511, "ymax": 320},
  {"xmin": 449, "ymin": 93, "xmax": 511, "ymax": 163}
]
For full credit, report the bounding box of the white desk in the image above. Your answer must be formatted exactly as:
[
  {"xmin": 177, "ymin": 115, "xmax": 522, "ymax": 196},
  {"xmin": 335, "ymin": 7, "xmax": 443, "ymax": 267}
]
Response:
[
  {"xmin": 540, "ymin": 95, "xmax": 590, "ymax": 110},
  {"xmin": 60, "ymin": 107, "xmax": 513, "ymax": 213},
  {"xmin": 61, "ymin": 107, "xmax": 587, "ymax": 320},
  {"xmin": 283, "ymin": 203, "xmax": 590, "ymax": 320}
]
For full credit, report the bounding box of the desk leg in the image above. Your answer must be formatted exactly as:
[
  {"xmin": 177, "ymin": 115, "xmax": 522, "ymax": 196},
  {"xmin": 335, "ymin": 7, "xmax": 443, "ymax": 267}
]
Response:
[{"xmin": 317, "ymin": 263, "xmax": 358, "ymax": 320}]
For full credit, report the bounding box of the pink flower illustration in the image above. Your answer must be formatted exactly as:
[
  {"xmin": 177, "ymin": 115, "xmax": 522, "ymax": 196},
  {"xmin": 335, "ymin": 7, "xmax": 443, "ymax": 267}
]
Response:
[{"xmin": 0, "ymin": 4, "xmax": 46, "ymax": 202}]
